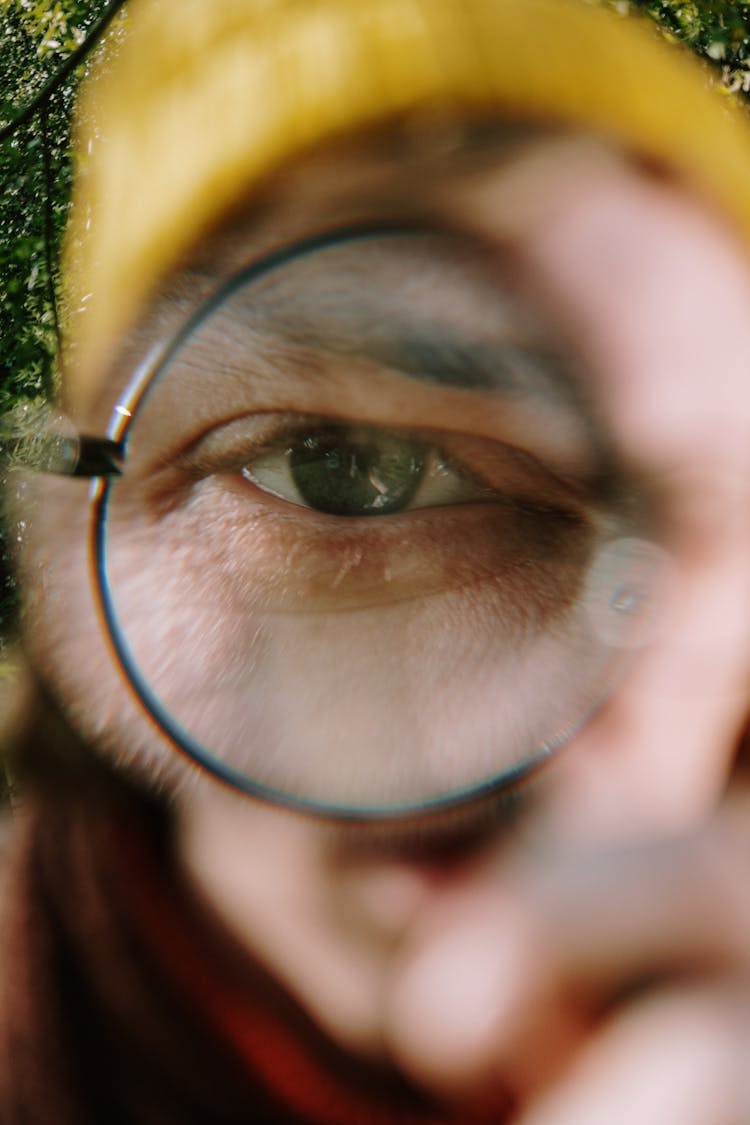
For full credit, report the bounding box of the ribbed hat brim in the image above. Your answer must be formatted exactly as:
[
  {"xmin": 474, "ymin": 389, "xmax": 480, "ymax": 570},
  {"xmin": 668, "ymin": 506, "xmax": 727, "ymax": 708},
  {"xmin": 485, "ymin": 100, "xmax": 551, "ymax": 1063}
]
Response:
[{"xmin": 64, "ymin": 0, "xmax": 750, "ymax": 404}]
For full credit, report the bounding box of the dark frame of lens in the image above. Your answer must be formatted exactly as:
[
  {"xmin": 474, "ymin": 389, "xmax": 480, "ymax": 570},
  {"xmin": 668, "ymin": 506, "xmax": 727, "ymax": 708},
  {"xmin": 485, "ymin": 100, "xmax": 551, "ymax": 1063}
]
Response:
[{"xmin": 89, "ymin": 220, "xmax": 587, "ymax": 821}]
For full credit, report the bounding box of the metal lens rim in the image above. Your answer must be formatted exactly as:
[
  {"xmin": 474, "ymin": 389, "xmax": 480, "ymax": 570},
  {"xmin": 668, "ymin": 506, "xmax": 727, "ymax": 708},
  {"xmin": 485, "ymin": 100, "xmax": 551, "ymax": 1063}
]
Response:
[{"xmin": 90, "ymin": 220, "xmax": 578, "ymax": 821}]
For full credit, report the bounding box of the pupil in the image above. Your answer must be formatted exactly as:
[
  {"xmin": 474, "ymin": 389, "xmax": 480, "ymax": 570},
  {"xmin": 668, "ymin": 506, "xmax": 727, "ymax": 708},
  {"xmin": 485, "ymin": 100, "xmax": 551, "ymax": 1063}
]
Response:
[{"xmin": 289, "ymin": 425, "xmax": 426, "ymax": 516}]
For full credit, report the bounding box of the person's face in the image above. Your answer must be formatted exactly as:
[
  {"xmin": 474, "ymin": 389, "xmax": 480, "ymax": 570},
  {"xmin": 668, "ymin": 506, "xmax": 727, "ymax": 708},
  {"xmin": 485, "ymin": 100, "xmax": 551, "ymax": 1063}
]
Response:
[{"xmin": 17, "ymin": 128, "xmax": 750, "ymax": 1102}]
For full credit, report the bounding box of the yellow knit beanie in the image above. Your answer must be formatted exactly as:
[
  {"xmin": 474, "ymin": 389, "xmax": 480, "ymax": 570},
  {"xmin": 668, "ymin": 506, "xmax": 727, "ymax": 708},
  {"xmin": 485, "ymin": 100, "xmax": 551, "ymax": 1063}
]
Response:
[{"xmin": 64, "ymin": 0, "xmax": 750, "ymax": 407}]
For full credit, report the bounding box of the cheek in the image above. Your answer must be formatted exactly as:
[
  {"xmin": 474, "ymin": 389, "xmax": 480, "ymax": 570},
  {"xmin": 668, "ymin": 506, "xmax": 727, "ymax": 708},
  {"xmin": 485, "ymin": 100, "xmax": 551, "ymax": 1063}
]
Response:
[
  {"xmin": 16, "ymin": 475, "xmax": 190, "ymax": 789},
  {"xmin": 99, "ymin": 471, "xmax": 651, "ymax": 810}
]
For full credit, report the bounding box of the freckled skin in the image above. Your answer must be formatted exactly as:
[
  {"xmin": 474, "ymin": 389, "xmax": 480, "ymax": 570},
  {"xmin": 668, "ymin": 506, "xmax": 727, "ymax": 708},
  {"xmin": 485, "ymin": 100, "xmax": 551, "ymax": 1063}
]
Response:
[{"xmin": 17, "ymin": 132, "xmax": 750, "ymax": 1110}]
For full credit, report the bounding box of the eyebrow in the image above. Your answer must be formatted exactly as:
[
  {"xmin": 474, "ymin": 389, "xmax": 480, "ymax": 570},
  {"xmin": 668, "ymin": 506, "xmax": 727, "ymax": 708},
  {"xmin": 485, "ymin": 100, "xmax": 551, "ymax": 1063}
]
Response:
[
  {"xmin": 361, "ymin": 329, "xmax": 582, "ymax": 406},
  {"xmin": 271, "ymin": 314, "xmax": 587, "ymax": 423},
  {"xmin": 244, "ymin": 275, "xmax": 586, "ymax": 414},
  {"xmin": 276, "ymin": 322, "xmax": 602, "ymax": 475}
]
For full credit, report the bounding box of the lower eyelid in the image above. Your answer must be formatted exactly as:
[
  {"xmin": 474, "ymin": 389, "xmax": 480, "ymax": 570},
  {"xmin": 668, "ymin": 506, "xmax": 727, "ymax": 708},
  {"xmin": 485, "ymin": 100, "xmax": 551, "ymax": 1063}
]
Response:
[
  {"xmin": 182, "ymin": 474, "xmax": 593, "ymax": 618},
  {"xmin": 215, "ymin": 470, "xmax": 590, "ymax": 566}
]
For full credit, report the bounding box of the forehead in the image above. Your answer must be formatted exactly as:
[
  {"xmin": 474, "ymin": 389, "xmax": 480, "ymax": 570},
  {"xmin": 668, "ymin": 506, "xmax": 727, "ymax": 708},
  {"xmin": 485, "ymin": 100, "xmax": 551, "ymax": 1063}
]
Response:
[
  {"xmin": 185, "ymin": 125, "xmax": 621, "ymax": 279},
  {"xmin": 73, "ymin": 125, "xmax": 643, "ymax": 422}
]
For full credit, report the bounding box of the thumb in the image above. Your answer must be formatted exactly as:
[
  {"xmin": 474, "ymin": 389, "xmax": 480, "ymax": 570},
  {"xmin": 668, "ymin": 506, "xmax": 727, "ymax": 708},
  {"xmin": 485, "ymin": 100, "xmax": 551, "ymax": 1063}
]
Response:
[{"xmin": 383, "ymin": 883, "xmax": 584, "ymax": 1102}]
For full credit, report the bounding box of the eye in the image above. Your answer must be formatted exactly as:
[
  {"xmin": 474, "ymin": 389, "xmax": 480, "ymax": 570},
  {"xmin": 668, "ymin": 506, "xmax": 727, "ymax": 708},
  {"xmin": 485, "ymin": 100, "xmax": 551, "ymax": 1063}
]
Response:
[{"xmin": 241, "ymin": 421, "xmax": 491, "ymax": 517}]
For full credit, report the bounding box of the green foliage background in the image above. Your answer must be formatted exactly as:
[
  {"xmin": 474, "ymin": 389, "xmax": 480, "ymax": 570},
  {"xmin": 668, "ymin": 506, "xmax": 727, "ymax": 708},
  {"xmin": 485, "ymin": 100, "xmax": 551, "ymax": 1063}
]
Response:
[
  {"xmin": 0, "ymin": 0, "xmax": 750, "ymax": 647},
  {"xmin": 632, "ymin": 1, "xmax": 750, "ymax": 72},
  {"xmin": 0, "ymin": 0, "xmax": 119, "ymax": 644},
  {"xmin": 1, "ymin": 0, "xmax": 118, "ymax": 412}
]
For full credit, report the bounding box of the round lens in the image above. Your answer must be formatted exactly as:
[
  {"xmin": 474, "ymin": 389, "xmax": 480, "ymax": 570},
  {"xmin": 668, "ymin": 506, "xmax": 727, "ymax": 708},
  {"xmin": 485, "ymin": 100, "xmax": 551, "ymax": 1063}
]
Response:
[{"xmin": 93, "ymin": 226, "xmax": 664, "ymax": 817}]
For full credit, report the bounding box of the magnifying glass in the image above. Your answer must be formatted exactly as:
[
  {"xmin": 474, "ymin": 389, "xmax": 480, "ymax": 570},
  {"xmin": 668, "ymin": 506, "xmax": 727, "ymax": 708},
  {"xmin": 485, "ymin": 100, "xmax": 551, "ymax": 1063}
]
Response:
[{"xmin": 84, "ymin": 223, "xmax": 664, "ymax": 819}]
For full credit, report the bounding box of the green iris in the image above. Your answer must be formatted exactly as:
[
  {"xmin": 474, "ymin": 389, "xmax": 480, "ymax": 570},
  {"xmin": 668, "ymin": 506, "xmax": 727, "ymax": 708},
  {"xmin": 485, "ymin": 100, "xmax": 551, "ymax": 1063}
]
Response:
[{"xmin": 289, "ymin": 425, "xmax": 427, "ymax": 516}]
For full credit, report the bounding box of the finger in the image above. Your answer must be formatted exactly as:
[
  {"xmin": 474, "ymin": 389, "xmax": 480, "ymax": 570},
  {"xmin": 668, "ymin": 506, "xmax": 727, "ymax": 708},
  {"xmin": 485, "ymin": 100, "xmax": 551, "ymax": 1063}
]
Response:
[
  {"xmin": 384, "ymin": 820, "xmax": 750, "ymax": 1098},
  {"xmin": 385, "ymin": 891, "xmax": 583, "ymax": 1097},
  {"xmin": 516, "ymin": 986, "xmax": 750, "ymax": 1125},
  {"xmin": 518, "ymin": 822, "xmax": 750, "ymax": 989}
]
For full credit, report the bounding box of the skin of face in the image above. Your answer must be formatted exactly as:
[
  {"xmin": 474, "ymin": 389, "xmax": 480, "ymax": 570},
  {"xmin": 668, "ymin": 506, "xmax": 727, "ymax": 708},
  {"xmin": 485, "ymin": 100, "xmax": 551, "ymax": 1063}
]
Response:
[{"xmin": 15, "ymin": 131, "xmax": 750, "ymax": 1113}]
